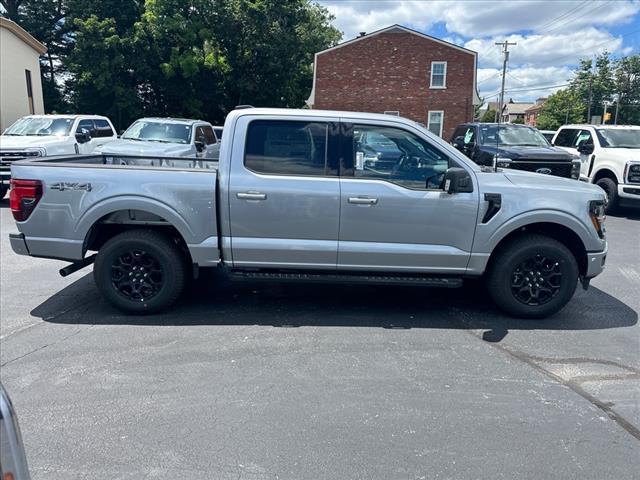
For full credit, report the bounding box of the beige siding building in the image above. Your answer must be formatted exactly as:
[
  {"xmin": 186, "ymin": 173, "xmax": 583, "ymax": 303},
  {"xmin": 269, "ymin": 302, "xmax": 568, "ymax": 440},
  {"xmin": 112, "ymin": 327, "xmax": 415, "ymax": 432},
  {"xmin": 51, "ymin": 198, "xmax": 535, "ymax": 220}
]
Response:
[{"xmin": 0, "ymin": 18, "xmax": 47, "ymax": 131}]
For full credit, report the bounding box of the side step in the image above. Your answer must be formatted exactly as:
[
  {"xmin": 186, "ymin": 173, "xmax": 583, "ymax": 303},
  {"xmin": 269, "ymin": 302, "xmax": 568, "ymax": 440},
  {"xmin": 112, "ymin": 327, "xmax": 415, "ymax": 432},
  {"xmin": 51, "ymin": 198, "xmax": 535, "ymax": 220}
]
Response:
[{"xmin": 230, "ymin": 270, "xmax": 463, "ymax": 288}]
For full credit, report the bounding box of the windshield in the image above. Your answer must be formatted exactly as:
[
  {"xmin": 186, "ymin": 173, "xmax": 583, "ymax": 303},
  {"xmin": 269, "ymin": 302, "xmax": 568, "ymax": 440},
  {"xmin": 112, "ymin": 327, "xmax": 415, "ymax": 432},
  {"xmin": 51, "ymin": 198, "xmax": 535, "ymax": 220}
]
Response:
[
  {"xmin": 596, "ymin": 128, "xmax": 640, "ymax": 148},
  {"xmin": 479, "ymin": 125, "xmax": 550, "ymax": 147},
  {"xmin": 122, "ymin": 120, "xmax": 192, "ymax": 144},
  {"xmin": 4, "ymin": 117, "xmax": 74, "ymax": 136}
]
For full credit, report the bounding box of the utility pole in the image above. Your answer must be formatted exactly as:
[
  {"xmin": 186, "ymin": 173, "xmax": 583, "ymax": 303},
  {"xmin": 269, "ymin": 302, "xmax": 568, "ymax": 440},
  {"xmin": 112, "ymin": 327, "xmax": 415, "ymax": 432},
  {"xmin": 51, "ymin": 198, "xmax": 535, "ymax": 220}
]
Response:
[
  {"xmin": 587, "ymin": 57, "xmax": 596, "ymax": 123},
  {"xmin": 495, "ymin": 41, "xmax": 517, "ymax": 124},
  {"xmin": 614, "ymin": 93, "xmax": 620, "ymax": 125}
]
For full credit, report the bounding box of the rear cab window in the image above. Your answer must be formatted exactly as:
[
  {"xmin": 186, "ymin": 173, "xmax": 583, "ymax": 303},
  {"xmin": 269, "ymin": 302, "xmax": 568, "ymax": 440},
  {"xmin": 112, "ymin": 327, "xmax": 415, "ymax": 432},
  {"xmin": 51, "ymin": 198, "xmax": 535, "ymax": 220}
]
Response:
[
  {"xmin": 244, "ymin": 120, "xmax": 333, "ymax": 176},
  {"xmin": 554, "ymin": 128, "xmax": 579, "ymax": 147},
  {"xmin": 93, "ymin": 119, "xmax": 114, "ymax": 137}
]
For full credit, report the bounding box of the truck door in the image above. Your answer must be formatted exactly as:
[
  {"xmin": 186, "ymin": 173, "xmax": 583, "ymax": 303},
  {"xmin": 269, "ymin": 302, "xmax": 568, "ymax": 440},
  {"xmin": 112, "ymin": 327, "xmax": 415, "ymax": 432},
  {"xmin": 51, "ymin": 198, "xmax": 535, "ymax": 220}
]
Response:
[
  {"xmin": 337, "ymin": 122, "xmax": 479, "ymax": 273},
  {"xmin": 228, "ymin": 117, "xmax": 340, "ymax": 269}
]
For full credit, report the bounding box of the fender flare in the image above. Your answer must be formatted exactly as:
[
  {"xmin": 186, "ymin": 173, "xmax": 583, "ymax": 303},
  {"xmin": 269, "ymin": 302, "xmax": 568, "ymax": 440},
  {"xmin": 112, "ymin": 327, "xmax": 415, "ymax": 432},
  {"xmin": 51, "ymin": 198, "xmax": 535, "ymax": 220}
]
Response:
[{"xmin": 74, "ymin": 195, "xmax": 196, "ymax": 247}]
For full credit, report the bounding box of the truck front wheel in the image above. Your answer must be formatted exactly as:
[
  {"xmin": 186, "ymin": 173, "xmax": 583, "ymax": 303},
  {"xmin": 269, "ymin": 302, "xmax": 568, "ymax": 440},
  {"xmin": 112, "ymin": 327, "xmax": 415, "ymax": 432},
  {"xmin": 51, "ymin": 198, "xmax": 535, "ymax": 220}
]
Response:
[
  {"xmin": 94, "ymin": 229, "xmax": 186, "ymax": 314},
  {"xmin": 486, "ymin": 235, "xmax": 578, "ymax": 319},
  {"xmin": 595, "ymin": 177, "xmax": 618, "ymax": 214}
]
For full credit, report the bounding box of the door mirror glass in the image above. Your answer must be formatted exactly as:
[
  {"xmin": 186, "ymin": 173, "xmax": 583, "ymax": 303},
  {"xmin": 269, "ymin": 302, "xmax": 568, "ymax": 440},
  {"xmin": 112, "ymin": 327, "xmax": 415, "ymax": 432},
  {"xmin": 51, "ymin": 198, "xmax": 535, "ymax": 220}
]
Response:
[
  {"xmin": 75, "ymin": 129, "xmax": 91, "ymax": 144},
  {"xmin": 453, "ymin": 136, "xmax": 465, "ymax": 150},
  {"xmin": 195, "ymin": 139, "xmax": 205, "ymax": 152},
  {"xmin": 443, "ymin": 167, "xmax": 473, "ymax": 194},
  {"xmin": 577, "ymin": 142, "xmax": 594, "ymax": 155}
]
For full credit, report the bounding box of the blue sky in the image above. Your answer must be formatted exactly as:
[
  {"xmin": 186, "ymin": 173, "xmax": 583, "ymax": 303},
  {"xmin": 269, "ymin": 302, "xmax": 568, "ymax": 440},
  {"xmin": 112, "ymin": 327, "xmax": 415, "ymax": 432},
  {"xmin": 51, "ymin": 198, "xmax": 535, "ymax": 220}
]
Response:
[{"xmin": 318, "ymin": 0, "xmax": 640, "ymax": 104}]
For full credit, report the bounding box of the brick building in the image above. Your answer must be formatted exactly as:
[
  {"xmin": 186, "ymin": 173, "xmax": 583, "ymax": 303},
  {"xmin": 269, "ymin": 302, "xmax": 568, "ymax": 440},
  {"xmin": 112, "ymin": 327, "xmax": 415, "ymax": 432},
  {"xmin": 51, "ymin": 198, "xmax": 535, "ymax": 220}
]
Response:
[{"xmin": 306, "ymin": 25, "xmax": 480, "ymax": 139}]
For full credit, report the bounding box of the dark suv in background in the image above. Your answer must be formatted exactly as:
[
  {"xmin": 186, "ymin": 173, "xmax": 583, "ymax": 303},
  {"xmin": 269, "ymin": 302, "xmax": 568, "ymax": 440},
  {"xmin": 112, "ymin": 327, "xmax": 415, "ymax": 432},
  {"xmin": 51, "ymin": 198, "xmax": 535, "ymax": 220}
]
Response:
[{"xmin": 450, "ymin": 123, "xmax": 580, "ymax": 179}]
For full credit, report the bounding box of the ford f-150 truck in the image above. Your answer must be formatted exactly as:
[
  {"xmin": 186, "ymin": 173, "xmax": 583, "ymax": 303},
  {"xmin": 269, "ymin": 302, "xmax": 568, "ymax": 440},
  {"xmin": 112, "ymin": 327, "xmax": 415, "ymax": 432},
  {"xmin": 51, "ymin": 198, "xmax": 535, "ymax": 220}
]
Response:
[
  {"xmin": 8, "ymin": 108, "xmax": 608, "ymax": 318},
  {"xmin": 0, "ymin": 114, "xmax": 117, "ymax": 198}
]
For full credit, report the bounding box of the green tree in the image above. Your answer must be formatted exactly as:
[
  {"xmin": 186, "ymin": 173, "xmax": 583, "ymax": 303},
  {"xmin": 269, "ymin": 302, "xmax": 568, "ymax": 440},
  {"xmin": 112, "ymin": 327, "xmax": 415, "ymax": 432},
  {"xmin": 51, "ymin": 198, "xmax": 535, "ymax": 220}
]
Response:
[
  {"xmin": 613, "ymin": 54, "xmax": 640, "ymax": 125},
  {"xmin": 536, "ymin": 89, "xmax": 584, "ymax": 130},
  {"xmin": 481, "ymin": 108, "xmax": 497, "ymax": 122},
  {"xmin": 570, "ymin": 51, "xmax": 615, "ymax": 121}
]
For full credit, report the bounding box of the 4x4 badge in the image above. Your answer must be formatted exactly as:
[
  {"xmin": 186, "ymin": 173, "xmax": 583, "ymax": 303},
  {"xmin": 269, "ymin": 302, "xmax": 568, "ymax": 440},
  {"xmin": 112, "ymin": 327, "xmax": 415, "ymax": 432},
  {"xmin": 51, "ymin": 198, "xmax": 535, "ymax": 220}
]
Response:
[{"xmin": 50, "ymin": 182, "xmax": 92, "ymax": 192}]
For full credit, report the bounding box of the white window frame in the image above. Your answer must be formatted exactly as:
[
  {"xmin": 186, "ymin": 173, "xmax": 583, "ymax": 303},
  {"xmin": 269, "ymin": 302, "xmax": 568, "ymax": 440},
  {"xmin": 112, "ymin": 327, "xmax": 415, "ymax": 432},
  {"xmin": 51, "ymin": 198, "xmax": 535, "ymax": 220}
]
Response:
[
  {"xmin": 383, "ymin": 110, "xmax": 400, "ymax": 116},
  {"xmin": 430, "ymin": 61, "xmax": 447, "ymax": 89},
  {"xmin": 427, "ymin": 110, "xmax": 444, "ymax": 137}
]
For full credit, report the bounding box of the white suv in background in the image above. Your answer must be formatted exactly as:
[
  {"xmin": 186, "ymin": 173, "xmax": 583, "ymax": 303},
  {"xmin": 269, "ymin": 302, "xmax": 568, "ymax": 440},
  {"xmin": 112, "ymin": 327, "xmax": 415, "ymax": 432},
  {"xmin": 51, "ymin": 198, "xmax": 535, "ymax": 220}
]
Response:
[
  {"xmin": 0, "ymin": 114, "xmax": 117, "ymax": 198},
  {"xmin": 552, "ymin": 125, "xmax": 640, "ymax": 213}
]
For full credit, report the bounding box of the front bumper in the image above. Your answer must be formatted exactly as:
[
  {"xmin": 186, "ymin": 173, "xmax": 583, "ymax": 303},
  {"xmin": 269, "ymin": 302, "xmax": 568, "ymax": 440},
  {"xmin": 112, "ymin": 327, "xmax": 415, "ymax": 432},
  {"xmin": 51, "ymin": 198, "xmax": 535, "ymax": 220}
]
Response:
[
  {"xmin": 618, "ymin": 184, "xmax": 640, "ymax": 207},
  {"xmin": 585, "ymin": 243, "xmax": 608, "ymax": 279},
  {"xmin": 9, "ymin": 233, "xmax": 29, "ymax": 256}
]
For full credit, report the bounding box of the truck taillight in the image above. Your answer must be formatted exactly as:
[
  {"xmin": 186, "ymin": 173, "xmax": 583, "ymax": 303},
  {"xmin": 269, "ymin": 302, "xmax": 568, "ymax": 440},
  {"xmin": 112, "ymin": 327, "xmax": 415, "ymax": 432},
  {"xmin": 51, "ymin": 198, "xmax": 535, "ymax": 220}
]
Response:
[{"xmin": 10, "ymin": 179, "xmax": 43, "ymax": 221}]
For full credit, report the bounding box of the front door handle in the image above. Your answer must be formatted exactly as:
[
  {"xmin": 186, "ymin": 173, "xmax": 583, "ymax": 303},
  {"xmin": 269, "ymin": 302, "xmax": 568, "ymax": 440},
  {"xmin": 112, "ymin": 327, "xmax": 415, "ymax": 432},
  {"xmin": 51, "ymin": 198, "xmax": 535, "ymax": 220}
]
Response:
[
  {"xmin": 237, "ymin": 191, "xmax": 267, "ymax": 201},
  {"xmin": 348, "ymin": 196, "xmax": 378, "ymax": 205}
]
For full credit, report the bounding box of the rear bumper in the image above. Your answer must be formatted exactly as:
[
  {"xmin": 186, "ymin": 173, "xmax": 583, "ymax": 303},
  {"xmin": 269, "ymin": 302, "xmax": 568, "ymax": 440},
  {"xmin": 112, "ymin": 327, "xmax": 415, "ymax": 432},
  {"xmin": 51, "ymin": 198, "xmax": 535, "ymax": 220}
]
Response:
[
  {"xmin": 9, "ymin": 233, "xmax": 29, "ymax": 256},
  {"xmin": 585, "ymin": 243, "xmax": 608, "ymax": 279}
]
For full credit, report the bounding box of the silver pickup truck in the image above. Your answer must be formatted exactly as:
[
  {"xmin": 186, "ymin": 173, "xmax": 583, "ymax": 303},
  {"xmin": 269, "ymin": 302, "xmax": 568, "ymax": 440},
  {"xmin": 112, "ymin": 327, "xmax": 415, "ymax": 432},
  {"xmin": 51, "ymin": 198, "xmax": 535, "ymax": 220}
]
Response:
[{"xmin": 8, "ymin": 108, "xmax": 608, "ymax": 318}]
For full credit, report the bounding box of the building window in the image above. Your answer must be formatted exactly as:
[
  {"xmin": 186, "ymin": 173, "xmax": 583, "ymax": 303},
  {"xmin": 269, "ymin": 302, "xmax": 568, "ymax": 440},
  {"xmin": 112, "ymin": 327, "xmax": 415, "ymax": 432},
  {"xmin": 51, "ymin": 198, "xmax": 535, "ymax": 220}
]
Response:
[
  {"xmin": 25, "ymin": 69, "xmax": 34, "ymax": 114},
  {"xmin": 427, "ymin": 111, "xmax": 444, "ymax": 137},
  {"xmin": 430, "ymin": 61, "xmax": 447, "ymax": 89}
]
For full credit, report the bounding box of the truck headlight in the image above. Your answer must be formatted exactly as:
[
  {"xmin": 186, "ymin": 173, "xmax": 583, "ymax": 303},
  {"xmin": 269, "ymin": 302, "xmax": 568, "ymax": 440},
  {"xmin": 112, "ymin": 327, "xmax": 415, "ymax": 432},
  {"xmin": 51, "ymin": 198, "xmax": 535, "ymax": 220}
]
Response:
[
  {"xmin": 493, "ymin": 155, "xmax": 512, "ymax": 168},
  {"xmin": 571, "ymin": 159, "xmax": 581, "ymax": 179},
  {"xmin": 24, "ymin": 147, "xmax": 45, "ymax": 157},
  {"xmin": 589, "ymin": 200, "xmax": 606, "ymax": 239},
  {"xmin": 625, "ymin": 162, "xmax": 640, "ymax": 184}
]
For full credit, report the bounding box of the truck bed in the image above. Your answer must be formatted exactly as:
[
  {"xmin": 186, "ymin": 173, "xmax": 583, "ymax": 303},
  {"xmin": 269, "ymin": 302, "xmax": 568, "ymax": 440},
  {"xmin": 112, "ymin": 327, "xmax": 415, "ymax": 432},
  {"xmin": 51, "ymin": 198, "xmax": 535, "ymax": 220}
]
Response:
[{"xmin": 10, "ymin": 154, "xmax": 221, "ymax": 266}]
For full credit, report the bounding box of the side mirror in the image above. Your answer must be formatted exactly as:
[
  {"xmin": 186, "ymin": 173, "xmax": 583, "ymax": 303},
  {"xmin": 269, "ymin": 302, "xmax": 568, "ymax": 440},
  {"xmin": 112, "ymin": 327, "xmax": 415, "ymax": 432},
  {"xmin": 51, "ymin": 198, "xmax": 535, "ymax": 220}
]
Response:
[
  {"xmin": 75, "ymin": 130, "xmax": 91, "ymax": 144},
  {"xmin": 452, "ymin": 136, "xmax": 466, "ymax": 150},
  {"xmin": 443, "ymin": 167, "xmax": 473, "ymax": 194},
  {"xmin": 577, "ymin": 142, "xmax": 594, "ymax": 155},
  {"xmin": 195, "ymin": 138, "xmax": 205, "ymax": 152}
]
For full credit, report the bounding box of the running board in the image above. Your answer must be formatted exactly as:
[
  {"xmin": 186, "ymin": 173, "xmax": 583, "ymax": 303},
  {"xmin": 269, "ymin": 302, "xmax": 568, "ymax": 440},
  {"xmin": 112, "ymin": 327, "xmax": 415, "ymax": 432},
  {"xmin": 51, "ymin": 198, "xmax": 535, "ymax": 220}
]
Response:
[{"xmin": 230, "ymin": 270, "xmax": 463, "ymax": 288}]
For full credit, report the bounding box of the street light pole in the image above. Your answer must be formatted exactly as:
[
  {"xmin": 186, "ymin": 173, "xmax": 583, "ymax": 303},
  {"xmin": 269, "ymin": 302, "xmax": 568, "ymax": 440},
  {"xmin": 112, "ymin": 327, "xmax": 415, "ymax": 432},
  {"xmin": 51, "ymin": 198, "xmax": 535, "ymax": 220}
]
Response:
[{"xmin": 494, "ymin": 41, "xmax": 517, "ymax": 124}]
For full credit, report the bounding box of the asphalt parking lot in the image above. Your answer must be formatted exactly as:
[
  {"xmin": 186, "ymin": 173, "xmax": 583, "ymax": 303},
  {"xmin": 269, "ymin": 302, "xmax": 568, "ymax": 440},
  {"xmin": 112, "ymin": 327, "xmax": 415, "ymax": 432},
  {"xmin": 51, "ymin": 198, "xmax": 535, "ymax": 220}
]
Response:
[{"xmin": 1, "ymin": 198, "xmax": 639, "ymax": 480}]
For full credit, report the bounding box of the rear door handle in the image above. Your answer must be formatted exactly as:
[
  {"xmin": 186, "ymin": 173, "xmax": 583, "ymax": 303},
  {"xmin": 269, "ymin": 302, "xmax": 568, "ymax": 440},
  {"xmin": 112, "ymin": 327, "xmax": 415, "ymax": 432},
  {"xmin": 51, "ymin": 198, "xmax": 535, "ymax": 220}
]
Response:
[
  {"xmin": 348, "ymin": 196, "xmax": 378, "ymax": 205},
  {"xmin": 237, "ymin": 191, "xmax": 267, "ymax": 201}
]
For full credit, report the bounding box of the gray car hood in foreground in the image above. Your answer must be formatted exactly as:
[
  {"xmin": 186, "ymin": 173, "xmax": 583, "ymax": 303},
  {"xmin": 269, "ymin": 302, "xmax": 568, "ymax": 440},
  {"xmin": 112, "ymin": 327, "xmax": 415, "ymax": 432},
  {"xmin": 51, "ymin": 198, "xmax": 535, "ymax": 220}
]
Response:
[{"xmin": 96, "ymin": 139, "xmax": 193, "ymax": 157}]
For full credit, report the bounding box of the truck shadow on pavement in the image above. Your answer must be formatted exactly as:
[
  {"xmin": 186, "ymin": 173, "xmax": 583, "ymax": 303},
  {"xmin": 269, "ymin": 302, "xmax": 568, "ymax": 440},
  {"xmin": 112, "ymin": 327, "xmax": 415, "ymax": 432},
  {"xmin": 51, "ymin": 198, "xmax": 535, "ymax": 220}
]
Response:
[{"xmin": 33, "ymin": 268, "xmax": 637, "ymax": 337}]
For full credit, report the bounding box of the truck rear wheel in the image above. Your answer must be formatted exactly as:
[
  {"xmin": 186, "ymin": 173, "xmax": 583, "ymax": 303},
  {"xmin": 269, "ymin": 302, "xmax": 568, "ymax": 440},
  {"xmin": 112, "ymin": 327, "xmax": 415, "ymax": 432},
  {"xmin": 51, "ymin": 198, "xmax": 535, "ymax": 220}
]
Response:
[
  {"xmin": 595, "ymin": 177, "xmax": 618, "ymax": 214},
  {"xmin": 486, "ymin": 235, "xmax": 578, "ymax": 319},
  {"xmin": 94, "ymin": 229, "xmax": 186, "ymax": 314}
]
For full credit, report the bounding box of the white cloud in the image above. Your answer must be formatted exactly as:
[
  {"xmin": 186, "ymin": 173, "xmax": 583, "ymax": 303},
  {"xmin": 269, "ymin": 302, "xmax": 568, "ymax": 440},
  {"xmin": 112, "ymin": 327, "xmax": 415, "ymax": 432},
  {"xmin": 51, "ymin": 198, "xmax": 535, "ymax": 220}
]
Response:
[
  {"xmin": 319, "ymin": 0, "xmax": 639, "ymax": 102},
  {"xmin": 321, "ymin": 0, "xmax": 640, "ymax": 39}
]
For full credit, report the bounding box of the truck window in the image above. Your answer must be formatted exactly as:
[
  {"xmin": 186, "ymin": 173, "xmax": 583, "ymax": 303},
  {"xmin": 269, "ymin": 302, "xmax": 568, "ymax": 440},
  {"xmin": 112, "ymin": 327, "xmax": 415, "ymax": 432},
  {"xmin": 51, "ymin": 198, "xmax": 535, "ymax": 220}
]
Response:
[
  {"xmin": 351, "ymin": 125, "xmax": 450, "ymax": 190},
  {"xmin": 93, "ymin": 119, "xmax": 114, "ymax": 137},
  {"xmin": 76, "ymin": 119, "xmax": 95, "ymax": 134},
  {"xmin": 574, "ymin": 130, "xmax": 593, "ymax": 148},
  {"xmin": 554, "ymin": 128, "xmax": 579, "ymax": 147},
  {"xmin": 202, "ymin": 126, "xmax": 216, "ymax": 145},
  {"xmin": 244, "ymin": 120, "xmax": 329, "ymax": 176}
]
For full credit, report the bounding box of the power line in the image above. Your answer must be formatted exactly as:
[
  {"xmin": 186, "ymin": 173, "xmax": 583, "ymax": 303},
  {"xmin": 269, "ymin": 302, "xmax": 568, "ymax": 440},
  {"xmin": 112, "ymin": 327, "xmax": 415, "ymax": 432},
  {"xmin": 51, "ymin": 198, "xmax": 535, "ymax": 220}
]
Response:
[
  {"xmin": 532, "ymin": 0, "xmax": 591, "ymax": 32},
  {"xmin": 538, "ymin": 1, "xmax": 612, "ymax": 34}
]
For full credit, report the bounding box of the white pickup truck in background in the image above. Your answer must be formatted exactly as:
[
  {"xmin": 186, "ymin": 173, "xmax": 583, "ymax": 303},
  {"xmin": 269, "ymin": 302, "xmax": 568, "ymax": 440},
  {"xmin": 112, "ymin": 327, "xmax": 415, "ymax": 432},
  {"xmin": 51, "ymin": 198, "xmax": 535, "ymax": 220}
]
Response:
[
  {"xmin": 0, "ymin": 114, "xmax": 117, "ymax": 198},
  {"xmin": 94, "ymin": 117, "xmax": 221, "ymax": 161},
  {"xmin": 552, "ymin": 124, "xmax": 640, "ymax": 213}
]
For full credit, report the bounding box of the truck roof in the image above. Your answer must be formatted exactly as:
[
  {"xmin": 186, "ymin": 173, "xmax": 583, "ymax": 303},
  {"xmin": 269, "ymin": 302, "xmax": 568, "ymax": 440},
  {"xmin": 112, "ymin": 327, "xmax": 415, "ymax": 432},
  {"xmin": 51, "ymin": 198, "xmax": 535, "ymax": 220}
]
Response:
[
  {"xmin": 21, "ymin": 114, "xmax": 112, "ymax": 121},
  {"xmin": 559, "ymin": 124, "xmax": 640, "ymax": 130},
  {"xmin": 226, "ymin": 107, "xmax": 428, "ymax": 128},
  {"xmin": 136, "ymin": 117, "xmax": 210, "ymax": 126}
]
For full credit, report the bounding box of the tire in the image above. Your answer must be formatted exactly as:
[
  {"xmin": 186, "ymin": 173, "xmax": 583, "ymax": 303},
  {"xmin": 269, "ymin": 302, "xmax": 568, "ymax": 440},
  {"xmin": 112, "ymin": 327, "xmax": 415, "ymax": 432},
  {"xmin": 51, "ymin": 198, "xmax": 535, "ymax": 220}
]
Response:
[
  {"xmin": 596, "ymin": 177, "xmax": 618, "ymax": 214},
  {"xmin": 486, "ymin": 234, "xmax": 578, "ymax": 319},
  {"xmin": 0, "ymin": 184, "xmax": 8, "ymax": 199},
  {"xmin": 94, "ymin": 229, "xmax": 186, "ymax": 314}
]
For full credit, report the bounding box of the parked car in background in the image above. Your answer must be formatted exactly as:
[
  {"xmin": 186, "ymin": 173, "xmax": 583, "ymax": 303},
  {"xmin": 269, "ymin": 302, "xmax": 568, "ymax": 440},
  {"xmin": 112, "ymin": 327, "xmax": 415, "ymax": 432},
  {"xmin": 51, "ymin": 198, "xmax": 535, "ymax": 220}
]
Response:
[
  {"xmin": 0, "ymin": 114, "xmax": 117, "ymax": 198},
  {"xmin": 538, "ymin": 129, "xmax": 556, "ymax": 142},
  {"xmin": 94, "ymin": 118, "xmax": 220, "ymax": 160},
  {"xmin": 0, "ymin": 383, "xmax": 30, "ymax": 480},
  {"xmin": 213, "ymin": 126, "xmax": 223, "ymax": 141},
  {"xmin": 450, "ymin": 123, "xmax": 580, "ymax": 179},
  {"xmin": 552, "ymin": 124, "xmax": 640, "ymax": 213},
  {"xmin": 9, "ymin": 108, "xmax": 607, "ymax": 319}
]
